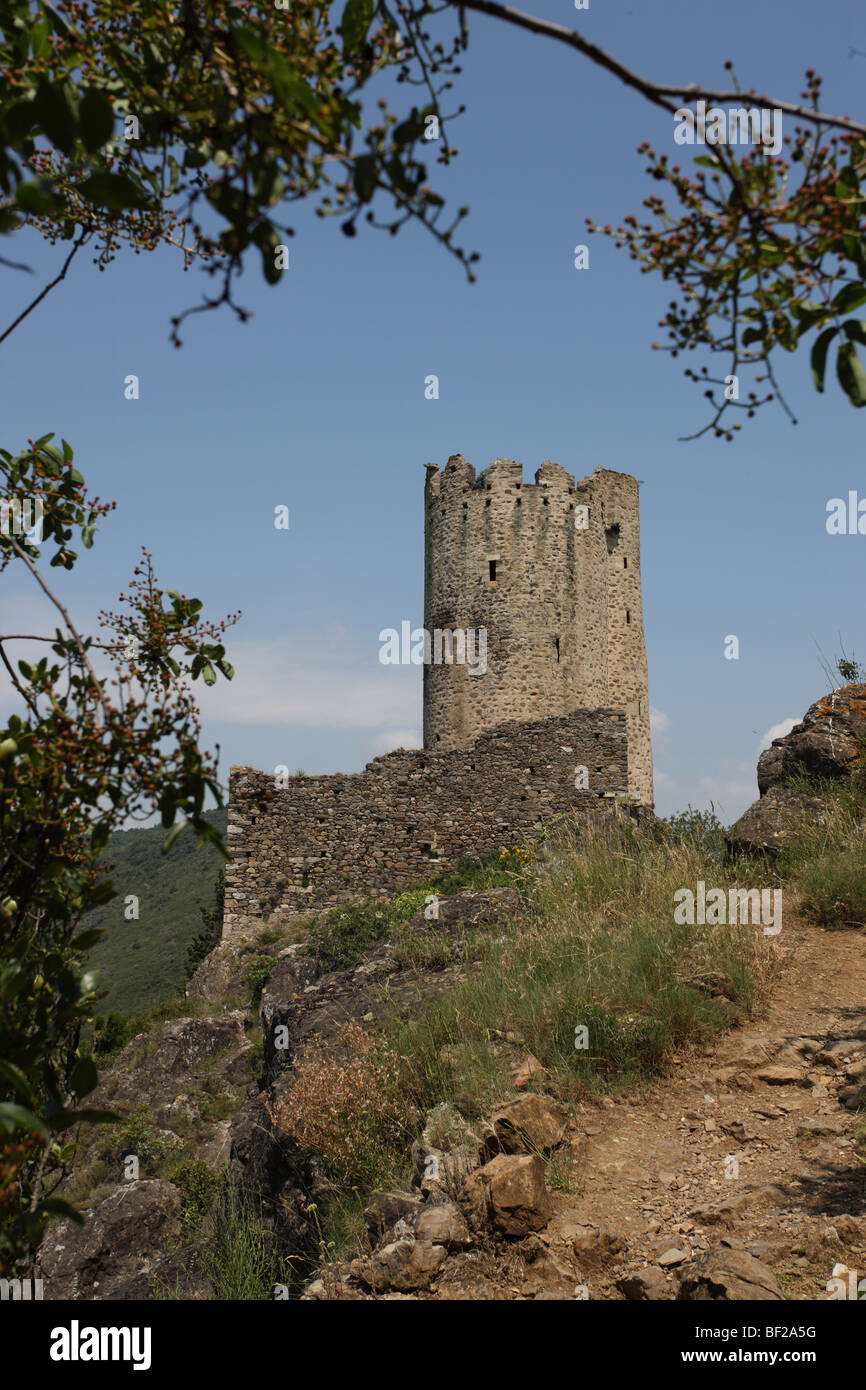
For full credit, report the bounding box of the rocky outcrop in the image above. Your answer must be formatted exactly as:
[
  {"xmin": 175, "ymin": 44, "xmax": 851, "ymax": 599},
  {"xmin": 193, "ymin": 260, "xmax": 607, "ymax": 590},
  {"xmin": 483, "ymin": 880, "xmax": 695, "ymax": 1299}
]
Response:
[
  {"xmin": 727, "ymin": 685, "xmax": 866, "ymax": 853},
  {"xmin": 758, "ymin": 686, "xmax": 866, "ymax": 793},
  {"xmin": 40, "ymin": 1180, "xmax": 184, "ymax": 1300}
]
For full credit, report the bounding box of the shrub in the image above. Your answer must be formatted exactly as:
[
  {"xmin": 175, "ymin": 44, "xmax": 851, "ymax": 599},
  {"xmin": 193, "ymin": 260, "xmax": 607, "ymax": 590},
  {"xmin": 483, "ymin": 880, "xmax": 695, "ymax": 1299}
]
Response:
[
  {"xmin": 168, "ymin": 1159, "xmax": 222, "ymax": 1237},
  {"xmin": 91, "ymin": 1011, "xmax": 136, "ymax": 1058},
  {"xmin": 244, "ymin": 953, "xmax": 278, "ymax": 1004},
  {"xmin": 107, "ymin": 1106, "xmax": 175, "ymax": 1174},
  {"xmin": 267, "ymin": 1021, "xmax": 420, "ymax": 1187},
  {"xmin": 307, "ymin": 900, "xmax": 389, "ymax": 971},
  {"xmin": 185, "ymin": 867, "xmax": 225, "ymax": 981}
]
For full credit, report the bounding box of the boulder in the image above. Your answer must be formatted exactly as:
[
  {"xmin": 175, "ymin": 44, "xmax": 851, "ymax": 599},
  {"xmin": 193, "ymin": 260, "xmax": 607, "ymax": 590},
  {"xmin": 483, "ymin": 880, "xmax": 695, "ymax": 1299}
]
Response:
[
  {"xmin": 727, "ymin": 685, "xmax": 866, "ymax": 854},
  {"xmin": 363, "ymin": 1191, "xmax": 424, "ymax": 1241},
  {"xmin": 617, "ymin": 1267, "xmax": 672, "ymax": 1301},
  {"xmin": 39, "ymin": 1179, "xmax": 182, "ymax": 1300},
  {"xmin": 572, "ymin": 1222, "xmax": 626, "ymax": 1269},
  {"xmin": 474, "ymin": 1153, "xmax": 553, "ymax": 1236},
  {"xmin": 489, "ymin": 1094, "xmax": 568, "ymax": 1155},
  {"xmin": 677, "ymin": 1246, "xmax": 783, "ymax": 1301},
  {"xmin": 726, "ymin": 789, "xmax": 829, "ymax": 855},
  {"xmin": 757, "ymin": 686, "xmax": 866, "ymax": 793},
  {"xmin": 415, "ymin": 1200, "xmax": 472, "ymax": 1249},
  {"xmin": 362, "ymin": 1239, "xmax": 447, "ymax": 1292}
]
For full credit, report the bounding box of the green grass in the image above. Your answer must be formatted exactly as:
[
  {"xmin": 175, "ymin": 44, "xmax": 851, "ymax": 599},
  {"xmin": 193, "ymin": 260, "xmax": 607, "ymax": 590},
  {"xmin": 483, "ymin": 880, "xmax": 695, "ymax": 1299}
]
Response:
[
  {"xmin": 81, "ymin": 809, "xmax": 227, "ymax": 1017},
  {"xmin": 387, "ymin": 813, "xmax": 775, "ymax": 1118}
]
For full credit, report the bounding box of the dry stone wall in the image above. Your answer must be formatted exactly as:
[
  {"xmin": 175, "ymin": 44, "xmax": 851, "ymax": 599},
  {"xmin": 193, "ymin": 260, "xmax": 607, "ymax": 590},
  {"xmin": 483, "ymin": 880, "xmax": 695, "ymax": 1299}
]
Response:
[{"xmin": 223, "ymin": 710, "xmax": 635, "ymax": 935}]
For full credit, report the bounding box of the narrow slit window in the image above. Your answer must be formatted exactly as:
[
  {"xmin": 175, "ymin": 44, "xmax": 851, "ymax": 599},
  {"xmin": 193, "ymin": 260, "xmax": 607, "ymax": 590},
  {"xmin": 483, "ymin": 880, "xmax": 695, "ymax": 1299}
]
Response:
[
  {"xmin": 555, "ymin": 636, "xmax": 561, "ymax": 663},
  {"xmin": 626, "ymin": 609, "xmax": 631, "ymax": 624},
  {"xmin": 489, "ymin": 559, "xmax": 497, "ymax": 582}
]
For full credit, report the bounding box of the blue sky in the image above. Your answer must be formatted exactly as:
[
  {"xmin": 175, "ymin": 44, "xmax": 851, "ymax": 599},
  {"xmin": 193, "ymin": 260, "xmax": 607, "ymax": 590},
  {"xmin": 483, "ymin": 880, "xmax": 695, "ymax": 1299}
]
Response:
[{"xmin": 2, "ymin": 0, "xmax": 865, "ymax": 823}]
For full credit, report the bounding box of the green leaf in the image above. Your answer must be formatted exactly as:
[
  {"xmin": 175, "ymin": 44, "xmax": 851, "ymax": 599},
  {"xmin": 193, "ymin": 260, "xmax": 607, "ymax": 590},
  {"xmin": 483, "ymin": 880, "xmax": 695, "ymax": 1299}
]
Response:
[
  {"xmin": 202, "ymin": 660, "xmax": 216, "ymax": 686},
  {"xmin": 831, "ymin": 283, "xmax": 866, "ymax": 316},
  {"xmin": 253, "ymin": 221, "xmax": 283, "ymax": 284},
  {"xmin": 78, "ymin": 171, "xmax": 152, "ymax": 212},
  {"xmin": 70, "ymin": 1055, "xmax": 98, "ymax": 1098},
  {"xmin": 40, "ymin": 1196, "xmax": 84, "ymax": 1223},
  {"xmin": 0, "ymin": 1102, "xmax": 49, "ymax": 1139},
  {"xmin": 811, "ymin": 326, "xmax": 838, "ymax": 393},
  {"xmin": 71, "ymin": 928, "xmax": 103, "ymax": 951},
  {"xmin": 340, "ymin": 0, "xmax": 375, "ymax": 50},
  {"xmin": 32, "ymin": 78, "xmax": 80, "ymax": 154},
  {"xmin": 4, "ymin": 100, "xmax": 38, "ymax": 143},
  {"xmin": 166, "ymin": 155, "xmax": 180, "ymax": 195},
  {"xmin": 353, "ymin": 154, "xmax": 377, "ymax": 203},
  {"xmin": 162, "ymin": 818, "xmax": 188, "ymax": 853},
  {"xmin": 842, "ymin": 319, "xmax": 866, "ymax": 347},
  {"xmin": 836, "ymin": 341, "xmax": 866, "ymax": 407},
  {"xmin": 0, "ymin": 1059, "xmax": 37, "ymax": 1105},
  {"xmin": 217, "ymin": 659, "xmax": 235, "ymax": 680},
  {"xmin": 78, "ymin": 89, "xmax": 115, "ymax": 152},
  {"xmin": 15, "ymin": 180, "xmax": 63, "ymax": 215},
  {"xmin": 692, "ymin": 154, "xmax": 720, "ymax": 168}
]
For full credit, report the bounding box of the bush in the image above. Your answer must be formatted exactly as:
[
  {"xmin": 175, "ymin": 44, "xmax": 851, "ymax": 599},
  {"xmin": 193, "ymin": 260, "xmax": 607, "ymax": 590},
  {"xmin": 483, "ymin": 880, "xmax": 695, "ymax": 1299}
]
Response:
[
  {"xmin": 185, "ymin": 867, "xmax": 225, "ymax": 981},
  {"xmin": 92, "ymin": 1011, "xmax": 136, "ymax": 1057},
  {"xmin": 267, "ymin": 1021, "xmax": 420, "ymax": 1187},
  {"xmin": 307, "ymin": 900, "xmax": 389, "ymax": 972},
  {"xmin": 168, "ymin": 1159, "xmax": 222, "ymax": 1237},
  {"xmin": 244, "ymin": 953, "xmax": 277, "ymax": 1004},
  {"xmin": 107, "ymin": 1106, "xmax": 175, "ymax": 1174}
]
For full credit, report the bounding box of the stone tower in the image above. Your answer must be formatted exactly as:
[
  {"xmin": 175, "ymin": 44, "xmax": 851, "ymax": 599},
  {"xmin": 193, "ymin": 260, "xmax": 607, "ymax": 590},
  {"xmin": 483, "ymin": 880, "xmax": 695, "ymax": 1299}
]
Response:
[{"xmin": 423, "ymin": 455, "xmax": 653, "ymax": 805}]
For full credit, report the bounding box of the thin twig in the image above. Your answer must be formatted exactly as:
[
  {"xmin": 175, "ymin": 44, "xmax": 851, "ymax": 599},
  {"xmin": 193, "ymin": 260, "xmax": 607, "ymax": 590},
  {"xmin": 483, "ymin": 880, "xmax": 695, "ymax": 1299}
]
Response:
[
  {"xmin": 0, "ymin": 232, "xmax": 91, "ymax": 348},
  {"xmin": 8, "ymin": 539, "xmax": 110, "ymax": 725}
]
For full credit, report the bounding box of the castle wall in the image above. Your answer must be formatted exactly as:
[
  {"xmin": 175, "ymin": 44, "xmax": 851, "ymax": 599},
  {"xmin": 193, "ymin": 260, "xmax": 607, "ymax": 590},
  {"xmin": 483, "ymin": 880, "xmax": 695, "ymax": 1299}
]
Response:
[
  {"xmin": 222, "ymin": 710, "xmax": 633, "ymax": 935},
  {"xmin": 423, "ymin": 457, "xmax": 653, "ymax": 805}
]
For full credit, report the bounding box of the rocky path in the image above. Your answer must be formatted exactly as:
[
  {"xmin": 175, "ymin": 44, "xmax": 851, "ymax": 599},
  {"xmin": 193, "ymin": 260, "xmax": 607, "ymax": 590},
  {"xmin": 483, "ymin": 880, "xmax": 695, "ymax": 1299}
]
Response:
[{"xmin": 530, "ymin": 915, "xmax": 866, "ymax": 1300}]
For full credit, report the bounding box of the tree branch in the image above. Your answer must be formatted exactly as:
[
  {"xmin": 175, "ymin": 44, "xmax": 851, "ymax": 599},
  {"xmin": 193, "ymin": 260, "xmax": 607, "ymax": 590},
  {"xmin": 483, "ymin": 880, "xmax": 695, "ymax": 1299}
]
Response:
[
  {"xmin": 0, "ymin": 232, "xmax": 91, "ymax": 348},
  {"xmin": 8, "ymin": 539, "xmax": 110, "ymax": 725},
  {"xmin": 454, "ymin": 0, "xmax": 866, "ymax": 136}
]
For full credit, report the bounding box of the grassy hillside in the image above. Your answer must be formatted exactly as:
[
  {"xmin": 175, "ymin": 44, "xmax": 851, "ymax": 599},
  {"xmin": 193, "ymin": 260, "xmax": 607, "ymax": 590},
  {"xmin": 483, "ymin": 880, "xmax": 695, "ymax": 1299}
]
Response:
[{"xmin": 83, "ymin": 809, "xmax": 227, "ymax": 1019}]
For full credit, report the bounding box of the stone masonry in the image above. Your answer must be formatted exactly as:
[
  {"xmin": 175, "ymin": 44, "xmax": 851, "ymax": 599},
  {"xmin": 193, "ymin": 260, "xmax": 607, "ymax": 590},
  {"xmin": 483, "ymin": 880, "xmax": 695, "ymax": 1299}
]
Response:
[
  {"xmin": 224, "ymin": 711, "xmax": 637, "ymax": 932},
  {"xmin": 222, "ymin": 455, "xmax": 653, "ymax": 937},
  {"xmin": 424, "ymin": 457, "xmax": 653, "ymax": 805}
]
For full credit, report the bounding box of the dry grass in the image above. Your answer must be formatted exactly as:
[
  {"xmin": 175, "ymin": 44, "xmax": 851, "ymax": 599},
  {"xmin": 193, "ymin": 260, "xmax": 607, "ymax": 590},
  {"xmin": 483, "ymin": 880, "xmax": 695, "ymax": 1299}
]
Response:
[{"xmin": 267, "ymin": 1021, "xmax": 421, "ymax": 1187}]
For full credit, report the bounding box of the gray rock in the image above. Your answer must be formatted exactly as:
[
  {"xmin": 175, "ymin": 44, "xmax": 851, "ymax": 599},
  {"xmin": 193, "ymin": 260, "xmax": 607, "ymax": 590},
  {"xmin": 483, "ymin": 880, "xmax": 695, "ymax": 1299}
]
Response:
[{"xmin": 677, "ymin": 1247, "xmax": 783, "ymax": 1301}]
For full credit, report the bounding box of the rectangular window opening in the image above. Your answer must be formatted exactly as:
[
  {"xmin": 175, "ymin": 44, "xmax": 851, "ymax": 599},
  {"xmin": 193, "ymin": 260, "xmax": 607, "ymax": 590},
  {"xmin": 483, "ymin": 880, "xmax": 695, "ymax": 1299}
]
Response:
[
  {"xmin": 626, "ymin": 609, "xmax": 631, "ymax": 624},
  {"xmin": 489, "ymin": 559, "xmax": 497, "ymax": 582}
]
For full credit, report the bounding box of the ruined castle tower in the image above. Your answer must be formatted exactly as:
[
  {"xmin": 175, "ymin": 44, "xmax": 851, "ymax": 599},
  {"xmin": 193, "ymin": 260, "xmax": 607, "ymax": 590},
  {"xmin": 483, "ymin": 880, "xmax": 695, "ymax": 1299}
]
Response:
[{"xmin": 423, "ymin": 456, "xmax": 653, "ymax": 805}]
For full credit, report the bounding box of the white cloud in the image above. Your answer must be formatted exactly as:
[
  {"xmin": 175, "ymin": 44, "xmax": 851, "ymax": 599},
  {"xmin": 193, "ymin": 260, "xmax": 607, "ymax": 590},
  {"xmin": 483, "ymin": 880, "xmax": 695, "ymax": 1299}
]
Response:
[
  {"xmin": 653, "ymin": 760, "xmax": 757, "ymax": 823},
  {"xmin": 650, "ymin": 706, "xmax": 670, "ymax": 735},
  {"xmin": 758, "ymin": 717, "xmax": 798, "ymax": 754},
  {"xmin": 368, "ymin": 727, "xmax": 422, "ymax": 756},
  {"xmin": 197, "ymin": 632, "xmax": 422, "ymax": 728}
]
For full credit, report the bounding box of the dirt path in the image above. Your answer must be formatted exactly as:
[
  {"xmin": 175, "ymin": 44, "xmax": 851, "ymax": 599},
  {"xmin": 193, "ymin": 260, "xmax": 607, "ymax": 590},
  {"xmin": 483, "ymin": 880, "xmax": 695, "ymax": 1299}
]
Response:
[{"xmin": 534, "ymin": 916, "xmax": 866, "ymax": 1299}]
